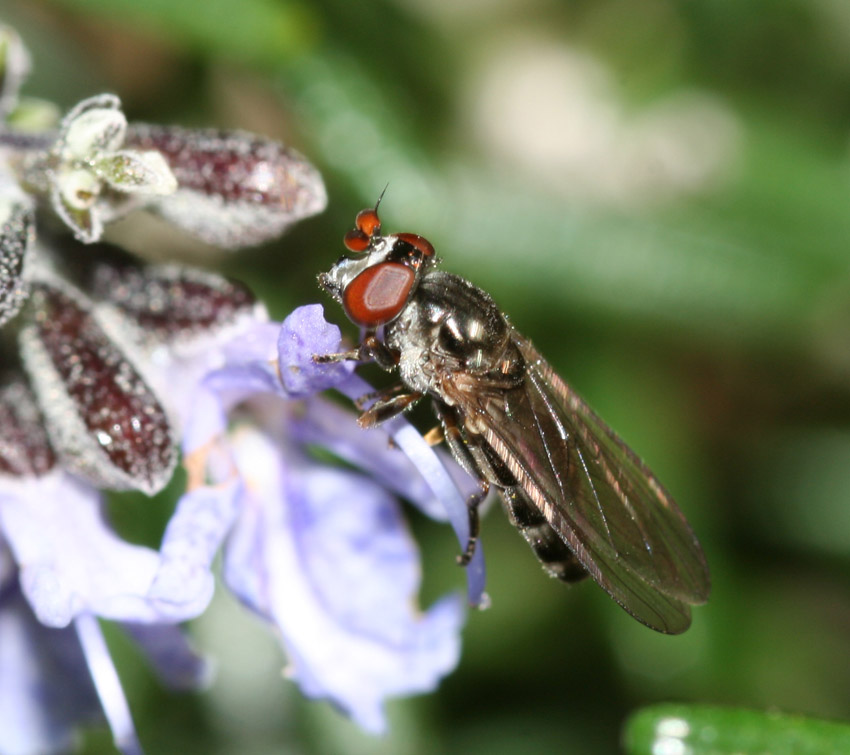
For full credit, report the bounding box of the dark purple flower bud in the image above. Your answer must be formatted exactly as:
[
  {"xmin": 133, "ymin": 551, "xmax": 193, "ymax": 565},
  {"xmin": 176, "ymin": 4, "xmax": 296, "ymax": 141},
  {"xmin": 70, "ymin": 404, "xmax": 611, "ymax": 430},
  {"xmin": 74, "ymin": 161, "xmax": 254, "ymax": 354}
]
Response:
[
  {"xmin": 0, "ymin": 380, "xmax": 55, "ymax": 477},
  {"xmin": 90, "ymin": 262, "xmax": 258, "ymax": 344},
  {"xmin": 125, "ymin": 124, "xmax": 327, "ymax": 248},
  {"xmin": 0, "ymin": 200, "xmax": 34, "ymax": 327},
  {"xmin": 18, "ymin": 280, "xmax": 177, "ymax": 494}
]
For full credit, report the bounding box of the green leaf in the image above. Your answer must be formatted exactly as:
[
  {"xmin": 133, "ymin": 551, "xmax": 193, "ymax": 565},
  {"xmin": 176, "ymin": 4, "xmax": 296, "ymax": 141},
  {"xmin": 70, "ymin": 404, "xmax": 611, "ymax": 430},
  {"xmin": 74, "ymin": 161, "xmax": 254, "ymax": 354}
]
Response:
[{"xmin": 623, "ymin": 704, "xmax": 850, "ymax": 755}]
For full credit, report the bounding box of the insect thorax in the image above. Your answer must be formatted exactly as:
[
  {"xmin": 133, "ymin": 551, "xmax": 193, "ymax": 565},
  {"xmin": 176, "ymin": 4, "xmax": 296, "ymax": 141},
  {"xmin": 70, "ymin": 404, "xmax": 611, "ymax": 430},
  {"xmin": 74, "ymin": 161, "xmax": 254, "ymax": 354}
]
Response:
[{"xmin": 385, "ymin": 271, "xmax": 512, "ymax": 395}]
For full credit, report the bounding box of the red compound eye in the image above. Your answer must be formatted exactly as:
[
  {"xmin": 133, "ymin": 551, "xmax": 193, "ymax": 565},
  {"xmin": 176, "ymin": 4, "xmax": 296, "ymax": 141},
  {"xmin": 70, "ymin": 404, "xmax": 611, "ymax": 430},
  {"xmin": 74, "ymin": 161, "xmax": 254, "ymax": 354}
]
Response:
[
  {"xmin": 343, "ymin": 228, "xmax": 370, "ymax": 252},
  {"xmin": 343, "ymin": 262, "xmax": 414, "ymax": 327},
  {"xmin": 355, "ymin": 208, "xmax": 381, "ymax": 237},
  {"xmin": 396, "ymin": 232, "xmax": 435, "ymax": 258}
]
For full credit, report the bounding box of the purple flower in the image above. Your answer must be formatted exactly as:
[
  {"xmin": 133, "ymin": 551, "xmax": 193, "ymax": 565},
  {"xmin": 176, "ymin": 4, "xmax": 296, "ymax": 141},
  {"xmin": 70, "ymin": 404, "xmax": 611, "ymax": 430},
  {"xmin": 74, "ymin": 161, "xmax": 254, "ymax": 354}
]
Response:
[
  {"xmin": 0, "ymin": 562, "xmax": 102, "ymax": 755},
  {"xmin": 177, "ymin": 304, "xmax": 485, "ymax": 733},
  {"xmin": 0, "ymin": 380, "xmax": 211, "ymax": 755},
  {"xmin": 0, "ymin": 24, "xmax": 328, "ymax": 752},
  {"xmin": 0, "ymin": 22, "xmax": 484, "ymax": 751}
]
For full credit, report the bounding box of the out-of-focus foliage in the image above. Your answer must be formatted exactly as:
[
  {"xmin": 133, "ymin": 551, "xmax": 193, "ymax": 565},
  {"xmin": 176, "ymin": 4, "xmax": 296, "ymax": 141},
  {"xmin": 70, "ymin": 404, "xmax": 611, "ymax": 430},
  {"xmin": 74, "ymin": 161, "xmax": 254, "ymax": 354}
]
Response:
[
  {"xmin": 8, "ymin": 0, "xmax": 850, "ymax": 752},
  {"xmin": 624, "ymin": 704, "xmax": 850, "ymax": 755}
]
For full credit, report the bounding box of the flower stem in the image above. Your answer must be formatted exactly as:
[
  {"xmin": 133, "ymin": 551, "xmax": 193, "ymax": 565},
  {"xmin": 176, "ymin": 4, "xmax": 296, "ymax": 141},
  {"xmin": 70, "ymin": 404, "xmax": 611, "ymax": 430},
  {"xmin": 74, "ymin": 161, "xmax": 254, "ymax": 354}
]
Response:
[{"xmin": 75, "ymin": 614, "xmax": 144, "ymax": 755}]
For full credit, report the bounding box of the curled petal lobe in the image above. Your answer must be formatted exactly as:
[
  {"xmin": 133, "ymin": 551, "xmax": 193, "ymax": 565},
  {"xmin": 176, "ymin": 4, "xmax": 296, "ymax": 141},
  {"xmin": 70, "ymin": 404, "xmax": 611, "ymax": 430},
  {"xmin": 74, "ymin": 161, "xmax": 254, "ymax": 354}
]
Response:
[
  {"xmin": 149, "ymin": 481, "xmax": 242, "ymax": 620},
  {"xmin": 0, "ymin": 473, "xmax": 150, "ymax": 627},
  {"xmin": 277, "ymin": 303, "xmax": 354, "ymax": 395}
]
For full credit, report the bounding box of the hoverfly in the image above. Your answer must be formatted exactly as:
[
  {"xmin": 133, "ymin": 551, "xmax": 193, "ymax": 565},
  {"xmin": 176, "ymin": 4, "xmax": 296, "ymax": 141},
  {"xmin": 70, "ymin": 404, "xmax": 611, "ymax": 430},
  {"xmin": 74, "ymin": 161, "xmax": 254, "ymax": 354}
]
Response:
[{"xmin": 318, "ymin": 204, "xmax": 710, "ymax": 633}]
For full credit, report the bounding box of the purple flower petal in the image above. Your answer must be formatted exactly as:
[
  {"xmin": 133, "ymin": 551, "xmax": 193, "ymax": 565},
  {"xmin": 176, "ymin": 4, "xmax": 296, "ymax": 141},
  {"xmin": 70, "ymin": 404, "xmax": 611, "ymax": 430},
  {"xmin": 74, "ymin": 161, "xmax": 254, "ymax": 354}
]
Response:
[
  {"xmin": 220, "ymin": 320, "xmax": 281, "ymax": 364},
  {"xmin": 183, "ymin": 307, "xmax": 351, "ymax": 453},
  {"xmin": 222, "ymin": 427, "xmax": 464, "ymax": 733},
  {"xmin": 339, "ymin": 375, "xmax": 488, "ymax": 607},
  {"xmin": 277, "ymin": 304, "xmax": 354, "ymax": 395},
  {"xmin": 122, "ymin": 623, "xmax": 211, "ymax": 691},
  {"xmin": 184, "ymin": 304, "xmax": 487, "ymax": 605},
  {"xmin": 148, "ymin": 481, "xmax": 241, "ymax": 620},
  {"xmin": 291, "ymin": 394, "xmax": 478, "ymax": 522},
  {"xmin": 0, "ymin": 472, "xmax": 209, "ymax": 627},
  {"xmin": 0, "ymin": 579, "xmax": 102, "ymax": 755},
  {"xmin": 125, "ymin": 124, "xmax": 327, "ymax": 248},
  {"xmin": 183, "ymin": 361, "xmax": 280, "ymax": 455},
  {"xmin": 175, "ymin": 319, "xmax": 280, "ymax": 454}
]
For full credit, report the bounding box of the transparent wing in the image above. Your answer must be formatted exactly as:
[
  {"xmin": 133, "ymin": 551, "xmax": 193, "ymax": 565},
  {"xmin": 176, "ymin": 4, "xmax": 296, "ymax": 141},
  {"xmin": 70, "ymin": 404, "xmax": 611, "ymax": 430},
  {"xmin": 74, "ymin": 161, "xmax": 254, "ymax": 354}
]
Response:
[{"xmin": 447, "ymin": 332, "xmax": 710, "ymax": 633}]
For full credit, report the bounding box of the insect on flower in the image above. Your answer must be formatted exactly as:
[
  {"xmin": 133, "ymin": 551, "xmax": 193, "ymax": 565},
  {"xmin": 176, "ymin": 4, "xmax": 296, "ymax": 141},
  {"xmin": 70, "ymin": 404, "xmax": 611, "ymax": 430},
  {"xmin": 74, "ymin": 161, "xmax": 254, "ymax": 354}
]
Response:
[{"xmin": 318, "ymin": 203, "xmax": 711, "ymax": 634}]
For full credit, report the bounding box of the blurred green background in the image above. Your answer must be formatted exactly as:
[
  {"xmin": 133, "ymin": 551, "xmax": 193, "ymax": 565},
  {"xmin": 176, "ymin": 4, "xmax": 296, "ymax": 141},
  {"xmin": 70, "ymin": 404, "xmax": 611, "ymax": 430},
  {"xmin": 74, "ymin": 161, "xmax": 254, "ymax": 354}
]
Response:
[{"xmin": 7, "ymin": 0, "xmax": 850, "ymax": 752}]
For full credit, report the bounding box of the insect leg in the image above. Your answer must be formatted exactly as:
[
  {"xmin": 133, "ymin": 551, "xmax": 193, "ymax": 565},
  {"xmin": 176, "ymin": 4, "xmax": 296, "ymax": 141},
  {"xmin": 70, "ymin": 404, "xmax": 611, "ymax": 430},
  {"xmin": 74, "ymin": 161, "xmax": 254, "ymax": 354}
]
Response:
[
  {"xmin": 313, "ymin": 347, "xmax": 361, "ymax": 364},
  {"xmin": 359, "ymin": 334, "xmax": 401, "ymax": 370},
  {"xmin": 433, "ymin": 401, "xmax": 491, "ymax": 565},
  {"xmin": 313, "ymin": 334, "xmax": 400, "ymax": 370},
  {"xmin": 457, "ymin": 483, "xmax": 487, "ymax": 566},
  {"xmin": 357, "ymin": 388, "xmax": 424, "ymax": 428},
  {"xmin": 436, "ymin": 401, "xmax": 588, "ymax": 584},
  {"xmin": 354, "ymin": 383, "xmax": 405, "ymax": 410}
]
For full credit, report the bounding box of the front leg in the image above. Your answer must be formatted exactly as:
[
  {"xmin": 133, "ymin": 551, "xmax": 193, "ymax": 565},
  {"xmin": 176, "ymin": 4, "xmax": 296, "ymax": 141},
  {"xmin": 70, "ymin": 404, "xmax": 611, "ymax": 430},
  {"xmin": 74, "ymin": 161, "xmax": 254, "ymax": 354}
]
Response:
[
  {"xmin": 314, "ymin": 333, "xmax": 416, "ymax": 425},
  {"xmin": 313, "ymin": 333, "xmax": 400, "ymax": 371}
]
